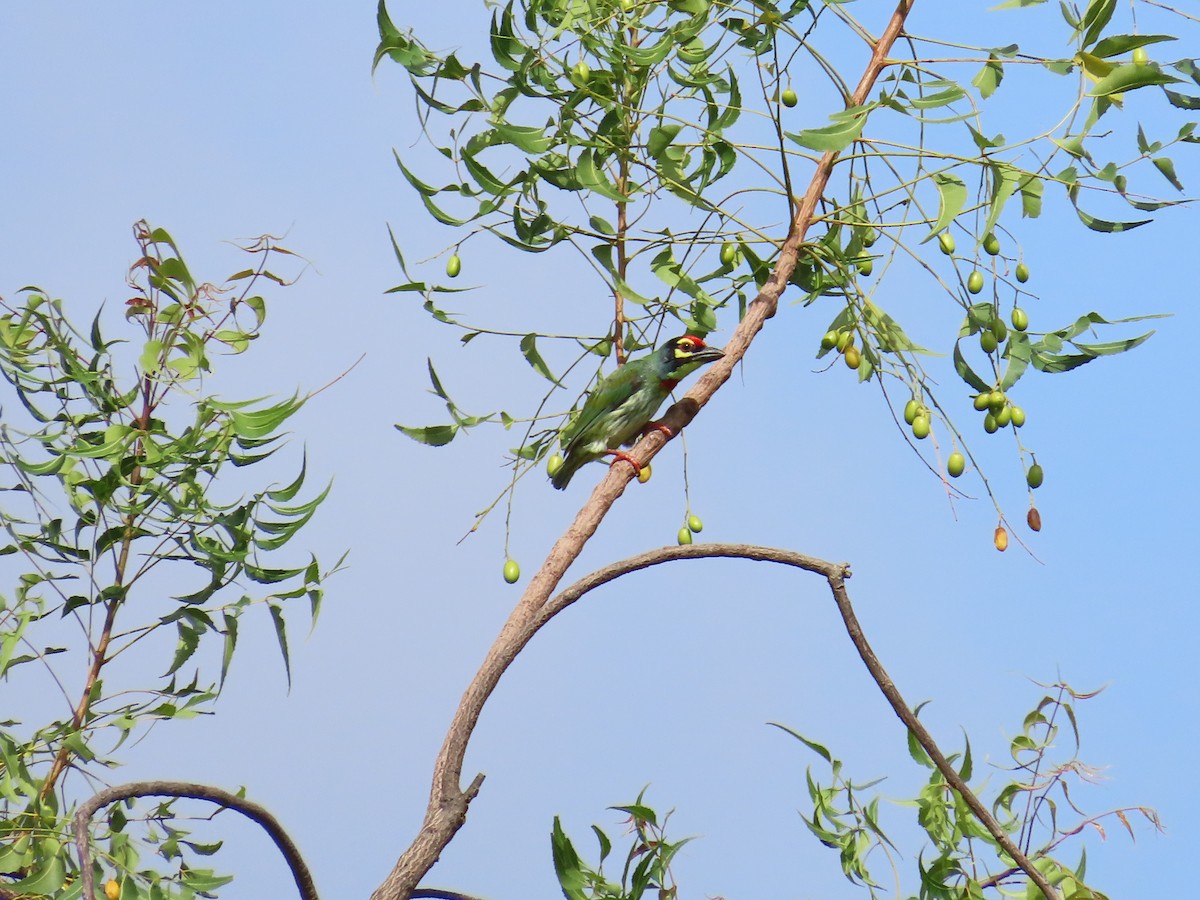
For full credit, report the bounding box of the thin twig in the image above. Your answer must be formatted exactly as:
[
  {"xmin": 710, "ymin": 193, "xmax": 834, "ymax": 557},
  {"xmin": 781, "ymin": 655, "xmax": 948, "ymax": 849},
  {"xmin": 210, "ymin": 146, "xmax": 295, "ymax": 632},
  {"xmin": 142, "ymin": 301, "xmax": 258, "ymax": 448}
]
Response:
[{"xmin": 73, "ymin": 780, "xmax": 318, "ymax": 900}]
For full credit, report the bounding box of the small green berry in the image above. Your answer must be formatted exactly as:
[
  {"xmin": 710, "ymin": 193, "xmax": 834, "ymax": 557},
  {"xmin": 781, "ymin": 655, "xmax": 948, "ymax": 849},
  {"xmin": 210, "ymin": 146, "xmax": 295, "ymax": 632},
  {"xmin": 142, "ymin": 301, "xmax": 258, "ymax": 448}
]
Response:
[
  {"xmin": 967, "ymin": 270, "xmax": 985, "ymax": 294},
  {"xmin": 973, "ymin": 392, "xmax": 991, "ymax": 412},
  {"xmin": 983, "ymin": 413, "xmax": 998, "ymax": 434},
  {"xmin": 947, "ymin": 451, "xmax": 966, "ymax": 478},
  {"xmin": 677, "ymin": 526, "xmax": 693, "ymax": 545},
  {"xmin": 843, "ymin": 345, "xmax": 861, "ymax": 369},
  {"xmin": 982, "ymin": 233, "xmax": 1001, "ymax": 255},
  {"xmin": 720, "ymin": 242, "xmax": 737, "ymax": 266},
  {"xmin": 446, "ymin": 254, "xmax": 462, "ymax": 278},
  {"xmin": 503, "ymin": 559, "xmax": 520, "ymax": 584},
  {"xmin": 1015, "ymin": 262, "xmax": 1030, "ymax": 283},
  {"xmin": 1010, "ymin": 406, "xmax": 1026, "ymax": 428},
  {"xmin": 938, "ymin": 232, "xmax": 956, "ymax": 255},
  {"xmin": 1027, "ymin": 463, "xmax": 1044, "ymax": 489},
  {"xmin": 821, "ymin": 330, "xmax": 838, "ymax": 350},
  {"xmin": 903, "ymin": 398, "xmax": 921, "ymax": 425},
  {"xmin": 1011, "ymin": 307, "xmax": 1029, "ymax": 331},
  {"xmin": 781, "ymin": 87, "xmax": 798, "ymax": 108},
  {"xmin": 980, "ymin": 330, "xmax": 998, "ymax": 354},
  {"xmin": 912, "ymin": 414, "xmax": 931, "ymax": 440},
  {"xmin": 687, "ymin": 514, "xmax": 704, "ymax": 533},
  {"xmin": 547, "ymin": 453, "xmax": 564, "ymax": 477}
]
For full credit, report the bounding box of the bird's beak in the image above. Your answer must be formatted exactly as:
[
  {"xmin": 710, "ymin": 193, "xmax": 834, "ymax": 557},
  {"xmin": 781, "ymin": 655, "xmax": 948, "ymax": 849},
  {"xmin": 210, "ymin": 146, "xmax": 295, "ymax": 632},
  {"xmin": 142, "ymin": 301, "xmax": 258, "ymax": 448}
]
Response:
[{"xmin": 692, "ymin": 346, "xmax": 725, "ymax": 365}]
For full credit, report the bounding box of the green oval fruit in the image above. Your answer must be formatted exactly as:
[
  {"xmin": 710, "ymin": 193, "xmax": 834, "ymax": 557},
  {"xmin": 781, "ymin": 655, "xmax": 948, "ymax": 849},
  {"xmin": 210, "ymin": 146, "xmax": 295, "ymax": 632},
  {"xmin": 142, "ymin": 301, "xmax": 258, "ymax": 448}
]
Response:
[
  {"xmin": 980, "ymin": 330, "xmax": 998, "ymax": 354},
  {"xmin": 446, "ymin": 254, "xmax": 462, "ymax": 278},
  {"xmin": 992, "ymin": 318, "xmax": 1008, "ymax": 343},
  {"xmin": 857, "ymin": 258, "xmax": 873, "ymax": 277},
  {"xmin": 820, "ymin": 330, "xmax": 838, "ymax": 350},
  {"xmin": 973, "ymin": 391, "xmax": 991, "ymax": 411},
  {"xmin": 720, "ymin": 241, "xmax": 737, "ymax": 265},
  {"xmin": 1010, "ymin": 405, "xmax": 1026, "ymax": 428},
  {"xmin": 938, "ymin": 232, "xmax": 956, "ymax": 255},
  {"xmin": 983, "ymin": 413, "xmax": 998, "ymax": 434},
  {"xmin": 1011, "ymin": 307, "xmax": 1029, "ymax": 331},
  {"xmin": 861, "ymin": 228, "xmax": 877, "ymax": 247},
  {"xmin": 946, "ymin": 451, "xmax": 966, "ymax": 477},
  {"xmin": 982, "ymin": 233, "xmax": 1001, "ymax": 256},
  {"xmin": 967, "ymin": 270, "xmax": 985, "ymax": 294},
  {"xmin": 836, "ymin": 331, "xmax": 853, "ymax": 352},
  {"xmin": 687, "ymin": 514, "xmax": 703, "ymax": 533},
  {"xmin": 1015, "ymin": 262, "xmax": 1030, "ymax": 283},
  {"xmin": 988, "ymin": 390, "xmax": 1005, "ymax": 413},
  {"xmin": 903, "ymin": 398, "xmax": 921, "ymax": 425},
  {"xmin": 1132, "ymin": 46, "xmax": 1149, "ymax": 66},
  {"xmin": 638, "ymin": 463, "xmax": 652, "ymax": 483},
  {"xmin": 572, "ymin": 60, "xmax": 591, "ymax": 84},
  {"xmin": 912, "ymin": 414, "xmax": 930, "ymax": 439},
  {"xmin": 547, "ymin": 453, "xmax": 564, "ymax": 477},
  {"xmin": 1026, "ymin": 463, "xmax": 1044, "ymax": 489},
  {"xmin": 781, "ymin": 87, "xmax": 798, "ymax": 108},
  {"xmin": 843, "ymin": 345, "xmax": 861, "ymax": 369},
  {"xmin": 677, "ymin": 526, "xmax": 693, "ymax": 545},
  {"xmin": 503, "ymin": 559, "xmax": 520, "ymax": 584},
  {"xmin": 995, "ymin": 405, "xmax": 1012, "ymax": 428},
  {"xmin": 947, "ymin": 451, "xmax": 966, "ymax": 478}
]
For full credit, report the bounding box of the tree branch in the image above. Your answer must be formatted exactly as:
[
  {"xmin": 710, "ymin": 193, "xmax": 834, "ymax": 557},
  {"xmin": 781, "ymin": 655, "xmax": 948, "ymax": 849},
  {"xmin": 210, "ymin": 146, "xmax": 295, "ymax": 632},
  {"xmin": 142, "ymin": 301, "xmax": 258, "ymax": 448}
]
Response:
[
  {"xmin": 370, "ymin": 4, "xmax": 925, "ymax": 899},
  {"xmin": 73, "ymin": 780, "xmax": 318, "ymax": 900}
]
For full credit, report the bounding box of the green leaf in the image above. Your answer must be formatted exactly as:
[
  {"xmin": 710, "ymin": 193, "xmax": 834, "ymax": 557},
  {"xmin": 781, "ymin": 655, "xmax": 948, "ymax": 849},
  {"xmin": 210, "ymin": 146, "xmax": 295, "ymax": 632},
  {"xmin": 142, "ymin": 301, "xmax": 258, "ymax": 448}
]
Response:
[
  {"xmin": 396, "ymin": 423, "xmax": 458, "ymax": 446},
  {"xmin": 1073, "ymin": 206, "xmax": 1150, "ymax": 232},
  {"xmin": 1090, "ymin": 33, "xmax": 1176, "ymax": 59},
  {"xmin": 1089, "ymin": 63, "xmax": 1180, "ymax": 97},
  {"xmin": 1152, "ymin": 156, "xmax": 1184, "ymax": 191},
  {"xmin": 518, "ymin": 334, "xmax": 563, "ymax": 386},
  {"xmin": 6, "ymin": 845, "xmax": 66, "ymax": 896},
  {"xmin": 924, "ymin": 173, "xmax": 967, "ymax": 242},
  {"xmin": 267, "ymin": 602, "xmax": 291, "ymax": 688},
  {"xmin": 983, "ymin": 164, "xmax": 1023, "ymax": 239},
  {"xmin": 491, "ymin": 120, "xmax": 555, "ymax": 155},
  {"xmin": 1079, "ymin": 0, "xmax": 1116, "ymax": 50},
  {"xmin": 786, "ymin": 104, "xmax": 873, "ymax": 153},
  {"xmin": 551, "ymin": 817, "xmax": 589, "ymax": 900},
  {"xmin": 769, "ymin": 721, "xmax": 833, "ymax": 762},
  {"xmin": 1018, "ymin": 174, "xmax": 1043, "ymax": 218},
  {"xmin": 973, "ymin": 57, "xmax": 1004, "ymax": 99}
]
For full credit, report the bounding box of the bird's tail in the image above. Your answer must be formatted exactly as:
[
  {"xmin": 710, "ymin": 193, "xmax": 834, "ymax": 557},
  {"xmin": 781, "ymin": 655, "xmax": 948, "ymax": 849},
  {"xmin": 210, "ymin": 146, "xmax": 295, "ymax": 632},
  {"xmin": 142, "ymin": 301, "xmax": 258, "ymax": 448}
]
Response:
[{"xmin": 550, "ymin": 454, "xmax": 584, "ymax": 490}]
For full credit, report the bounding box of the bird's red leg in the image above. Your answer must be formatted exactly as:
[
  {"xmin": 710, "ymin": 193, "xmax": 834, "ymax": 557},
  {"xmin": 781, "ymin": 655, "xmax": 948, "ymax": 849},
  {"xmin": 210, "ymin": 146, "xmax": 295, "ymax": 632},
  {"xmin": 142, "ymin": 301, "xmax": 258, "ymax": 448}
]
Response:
[
  {"xmin": 641, "ymin": 422, "xmax": 674, "ymax": 439},
  {"xmin": 605, "ymin": 449, "xmax": 642, "ymax": 475}
]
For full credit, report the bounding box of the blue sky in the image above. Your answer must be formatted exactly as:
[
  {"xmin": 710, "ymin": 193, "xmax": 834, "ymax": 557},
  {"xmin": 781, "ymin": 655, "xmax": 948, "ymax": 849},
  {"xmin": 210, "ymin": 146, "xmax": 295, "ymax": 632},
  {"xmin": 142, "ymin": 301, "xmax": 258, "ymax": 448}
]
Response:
[{"xmin": 1, "ymin": 3, "xmax": 1197, "ymax": 899}]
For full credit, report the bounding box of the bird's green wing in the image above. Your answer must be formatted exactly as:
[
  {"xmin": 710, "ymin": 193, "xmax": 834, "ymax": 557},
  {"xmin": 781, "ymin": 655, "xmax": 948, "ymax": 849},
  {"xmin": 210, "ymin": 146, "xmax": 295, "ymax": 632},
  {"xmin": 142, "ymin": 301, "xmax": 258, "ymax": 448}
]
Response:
[{"xmin": 560, "ymin": 364, "xmax": 644, "ymax": 453}]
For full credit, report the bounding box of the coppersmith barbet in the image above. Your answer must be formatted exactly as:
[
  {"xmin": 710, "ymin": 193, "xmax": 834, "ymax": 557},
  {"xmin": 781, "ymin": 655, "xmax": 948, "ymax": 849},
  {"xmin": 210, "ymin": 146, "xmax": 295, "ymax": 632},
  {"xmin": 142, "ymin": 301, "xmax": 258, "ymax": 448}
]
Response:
[{"xmin": 550, "ymin": 334, "xmax": 725, "ymax": 489}]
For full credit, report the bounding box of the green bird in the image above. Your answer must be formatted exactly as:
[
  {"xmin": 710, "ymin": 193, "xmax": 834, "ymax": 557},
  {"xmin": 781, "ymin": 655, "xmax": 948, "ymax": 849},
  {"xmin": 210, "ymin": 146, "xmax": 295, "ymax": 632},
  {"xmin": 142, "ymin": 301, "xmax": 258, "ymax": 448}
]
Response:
[{"xmin": 551, "ymin": 334, "xmax": 725, "ymax": 490}]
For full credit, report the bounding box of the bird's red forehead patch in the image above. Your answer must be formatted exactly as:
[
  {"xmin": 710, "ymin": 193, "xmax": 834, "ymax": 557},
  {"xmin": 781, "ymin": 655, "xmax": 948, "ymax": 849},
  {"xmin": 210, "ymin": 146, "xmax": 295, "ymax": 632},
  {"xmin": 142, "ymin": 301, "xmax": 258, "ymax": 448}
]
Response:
[{"xmin": 678, "ymin": 335, "xmax": 705, "ymax": 348}]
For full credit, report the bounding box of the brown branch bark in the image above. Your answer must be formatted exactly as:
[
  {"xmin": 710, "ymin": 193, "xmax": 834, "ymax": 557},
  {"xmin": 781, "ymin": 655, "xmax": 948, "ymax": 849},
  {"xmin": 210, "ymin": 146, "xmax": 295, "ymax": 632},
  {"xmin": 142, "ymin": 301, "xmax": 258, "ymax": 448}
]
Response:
[
  {"xmin": 378, "ymin": 541, "xmax": 1058, "ymax": 899},
  {"xmin": 370, "ymin": 4, "xmax": 930, "ymax": 899},
  {"xmin": 73, "ymin": 780, "xmax": 318, "ymax": 900}
]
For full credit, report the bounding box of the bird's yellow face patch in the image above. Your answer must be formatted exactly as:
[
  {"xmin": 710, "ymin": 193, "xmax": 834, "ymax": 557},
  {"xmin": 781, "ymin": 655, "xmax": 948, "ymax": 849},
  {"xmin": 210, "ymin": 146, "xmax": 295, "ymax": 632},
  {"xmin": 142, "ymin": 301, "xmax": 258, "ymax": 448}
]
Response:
[{"xmin": 672, "ymin": 335, "xmax": 706, "ymax": 359}]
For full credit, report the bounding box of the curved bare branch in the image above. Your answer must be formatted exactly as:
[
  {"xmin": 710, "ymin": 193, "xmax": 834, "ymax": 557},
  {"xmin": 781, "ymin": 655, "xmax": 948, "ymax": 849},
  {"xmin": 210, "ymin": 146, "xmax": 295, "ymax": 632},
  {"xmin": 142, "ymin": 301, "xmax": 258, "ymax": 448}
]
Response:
[{"xmin": 73, "ymin": 780, "xmax": 317, "ymax": 900}]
